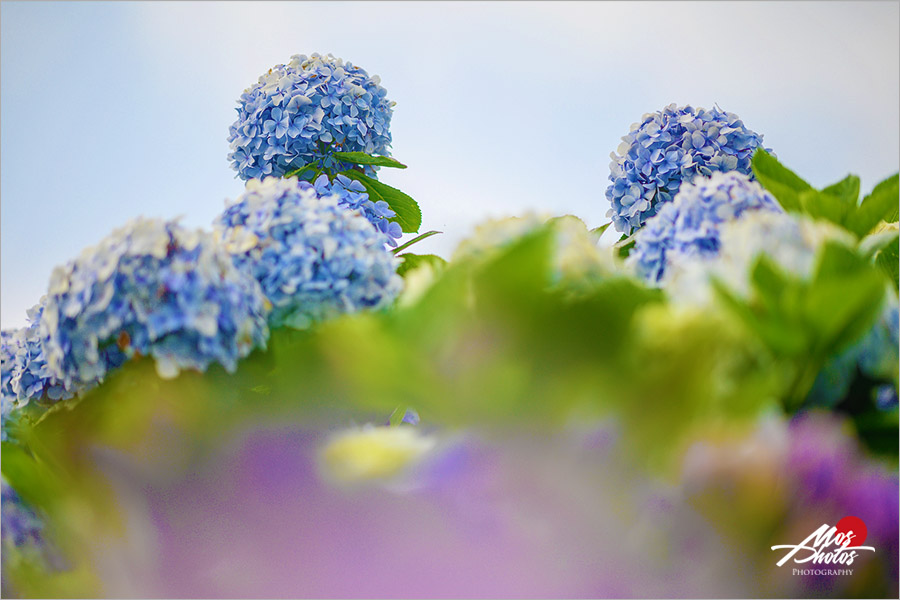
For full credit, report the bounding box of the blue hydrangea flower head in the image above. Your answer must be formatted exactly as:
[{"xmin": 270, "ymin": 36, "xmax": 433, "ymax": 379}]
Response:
[
  {"xmin": 228, "ymin": 53, "xmax": 394, "ymax": 181},
  {"xmin": 1, "ymin": 303, "xmax": 83, "ymax": 436},
  {"xmin": 214, "ymin": 177, "xmax": 404, "ymax": 329},
  {"xmin": 628, "ymin": 171, "xmax": 782, "ymax": 284},
  {"xmin": 312, "ymin": 174, "xmax": 403, "ymax": 246},
  {"xmin": 40, "ymin": 218, "xmax": 270, "ymax": 387},
  {"xmin": 607, "ymin": 103, "xmax": 770, "ymax": 234}
]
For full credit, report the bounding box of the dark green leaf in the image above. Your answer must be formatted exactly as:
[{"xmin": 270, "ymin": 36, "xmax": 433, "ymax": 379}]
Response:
[
  {"xmin": 339, "ymin": 170, "xmax": 422, "ymax": 233},
  {"xmin": 392, "ymin": 230, "xmax": 442, "ymax": 254},
  {"xmin": 333, "ymin": 151, "xmax": 407, "ymax": 169},
  {"xmin": 614, "ymin": 232, "xmax": 637, "ymax": 260},
  {"xmin": 396, "ymin": 253, "xmax": 447, "ymax": 277}
]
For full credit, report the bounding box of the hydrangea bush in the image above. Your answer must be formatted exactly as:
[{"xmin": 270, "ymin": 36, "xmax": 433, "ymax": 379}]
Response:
[
  {"xmin": 606, "ymin": 104, "xmax": 769, "ymax": 234},
  {"xmin": 214, "ymin": 177, "xmax": 403, "ymax": 329},
  {"xmin": 2, "ymin": 50, "xmax": 898, "ymax": 599}
]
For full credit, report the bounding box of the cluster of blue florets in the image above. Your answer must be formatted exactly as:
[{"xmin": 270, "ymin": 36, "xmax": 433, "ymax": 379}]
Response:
[
  {"xmin": 1, "ymin": 304, "xmax": 80, "ymax": 435},
  {"xmin": 628, "ymin": 171, "xmax": 783, "ymax": 284},
  {"xmin": 40, "ymin": 218, "xmax": 270, "ymax": 386},
  {"xmin": 312, "ymin": 174, "xmax": 403, "ymax": 245},
  {"xmin": 228, "ymin": 53, "xmax": 394, "ymax": 181},
  {"xmin": 215, "ymin": 177, "xmax": 403, "ymax": 329},
  {"xmin": 606, "ymin": 104, "xmax": 769, "ymax": 234}
]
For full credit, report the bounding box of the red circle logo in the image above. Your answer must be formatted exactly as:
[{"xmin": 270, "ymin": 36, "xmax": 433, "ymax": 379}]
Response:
[{"xmin": 835, "ymin": 515, "xmax": 867, "ymax": 547}]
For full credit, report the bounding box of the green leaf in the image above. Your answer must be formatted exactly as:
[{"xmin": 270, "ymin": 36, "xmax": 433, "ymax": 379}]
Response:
[
  {"xmin": 614, "ymin": 232, "xmax": 637, "ymax": 260},
  {"xmin": 710, "ymin": 277, "xmax": 807, "ymax": 356},
  {"xmin": 821, "ymin": 174, "xmax": 860, "ymax": 205},
  {"xmin": 846, "ymin": 175, "xmax": 900, "ymax": 236},
  {"xmin": 814, "ymin": 241, "xmax": 866, "ymax": 279},
  {"xmin": 806, "ymin": 242, "xmax": 886, "ymax": 355},
  {"xmin": 396, "ymin": 253, "xmax": 447, "ymax": 277},
  {"xmin": 798, "ymin": 189, "xmax": 853, "ymax": 229},
  {"xmin": 751, "ymin": 149, "xmax": 811, "ymax": 212},
  {"xmin": 332, "ymin": 151, "xmax": 407, "ymax": 169},
  {"xmin": 392, "ymin": 230, "xmax": 442, "ymax": 254},
  {"xmin": 750, "ymin": 255, "xmax": 791, "ymax": 309},
  {"xmin": 339, "ymin": 170, "xmax": 422, "ymax": 233},
  {"xmin": 872, "ymin": 173, "xmax": 899, "ymax": 203},
  {"xmin": 591, "ymin": 222, "xmax": 612, "ymax": 238}
]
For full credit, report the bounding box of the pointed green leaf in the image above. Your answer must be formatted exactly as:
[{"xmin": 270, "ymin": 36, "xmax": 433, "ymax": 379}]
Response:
[
  {"xmin": 591, "ymin": 222, "xmax": 612, "ymax": 238},
  {"xmin": 821, "ymin": 174, "xmax": 860, "ymax": 205},
  {"xmin": 872, "ymin": 173, "xmax": 900, "ymax": 199},
  {"xmin": 846, "ymin": 175, "xmax": 900, "ymax": 236},
  {"xmin": 332, "ymin": 152, "xmax": 407, "ymax": 169},
  {"xmin": 751, "ymin": 149, "xmax": 811, "ymax": 212},
  {"xmin": 799, "ymin": 190, "xmax": 853, "ymax": 229},
  {"xmin": 339, "ymin": 170, "xmax": 422, "ymax": 233}
]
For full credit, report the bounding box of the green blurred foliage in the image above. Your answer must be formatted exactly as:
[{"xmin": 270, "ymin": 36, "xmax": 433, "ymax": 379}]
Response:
[
  {"xmin": 752, "ymin": 150, "xmax": 899, "ymax": 240},
  {"xmin": 12, "ymin": 223, "xmax": 782, "ymax": 481},
  {"xmin": 713, "ymin": 242, "xmax": 886, "ymax": 410},
  {"xmin": 5, "ymin": 211, "xmax": 895, "ymax": 594}
]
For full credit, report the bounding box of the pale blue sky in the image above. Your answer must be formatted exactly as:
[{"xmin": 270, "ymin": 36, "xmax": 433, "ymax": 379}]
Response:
[{"xmin": 2, "ymin": 1, "xmax": 898, "ymax": 327}]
